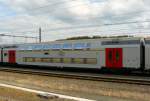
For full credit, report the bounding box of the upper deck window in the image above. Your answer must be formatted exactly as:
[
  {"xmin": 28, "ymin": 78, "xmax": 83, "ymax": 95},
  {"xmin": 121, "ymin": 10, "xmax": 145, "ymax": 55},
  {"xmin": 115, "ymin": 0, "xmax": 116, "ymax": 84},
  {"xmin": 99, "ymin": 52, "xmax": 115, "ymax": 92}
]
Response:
[
  {"xmin": 86, "ymin": 43, "xmax": 91, "ymax": 49},
  {"xmin": 33, "ymin": 45, "xmax": 43, "ymax": 50},
  {"xmin": 43, "ymin": 45, "xmax": 49, "ymax": 50},
  {"xmin": 73, "ymin": 43, "xmax": 85, "ymax": 49},
  {"xmin": 63, "ymin": 43, "xmax": 72, "ymax": 49},
  {"xmin": 26, "ymin": 46, "xmax": 33, "ymax": 50},
  {"xmin": 52, "ymin": 44, "xmax": 61, "ymax": 50},
  {"xmin": 43, "ymin": 44, "xmax": 53, "ymax": 50},
  {"xmin": 145, "ymin": 40, "xmax": 150, "ymax": 44},
  {"xmin": 101, "ymin": 40, "xmax": 140, "ymax": 45}
]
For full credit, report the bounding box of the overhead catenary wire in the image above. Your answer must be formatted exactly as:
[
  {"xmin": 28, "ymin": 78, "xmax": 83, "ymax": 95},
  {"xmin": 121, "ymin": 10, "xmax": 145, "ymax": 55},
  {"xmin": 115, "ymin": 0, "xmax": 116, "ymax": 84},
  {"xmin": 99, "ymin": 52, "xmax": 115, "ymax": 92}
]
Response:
[
  {"xmin": 1, "ymin": 9, "xmax": 150, "ymax": 32},
  {"xmin": 1, "ymin": 19, "xmax": 150, "ymax": 35},
  {"xmin": 0, "ymin": 33, "xmax": 38, "ymax": 39},
  {"xmin": 42, "ymin": 20, "xmax": 150, "ymax": 32},
  {"xmin": 0, "ymin": 0, "xmax": 77, "ymax": 19}
]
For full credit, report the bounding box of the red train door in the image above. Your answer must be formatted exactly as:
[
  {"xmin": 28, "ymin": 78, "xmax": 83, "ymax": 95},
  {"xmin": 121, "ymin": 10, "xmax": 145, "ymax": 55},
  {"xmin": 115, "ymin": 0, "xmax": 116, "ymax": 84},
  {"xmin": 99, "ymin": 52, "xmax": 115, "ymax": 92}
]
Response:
[
  {"xmin": 106, "ymin": 48, "xmax": 114, "ymax": 68},
  {"xmin": 8, "ymin": 50, "xmax": 16, "ymax": 63},
  {"xmin": 106, "ymin": 48, "xmax": 123, "ymax": 69},
  {"xmin": 114, "ymin": 48, "xmax": 123, "ymax": 68}
]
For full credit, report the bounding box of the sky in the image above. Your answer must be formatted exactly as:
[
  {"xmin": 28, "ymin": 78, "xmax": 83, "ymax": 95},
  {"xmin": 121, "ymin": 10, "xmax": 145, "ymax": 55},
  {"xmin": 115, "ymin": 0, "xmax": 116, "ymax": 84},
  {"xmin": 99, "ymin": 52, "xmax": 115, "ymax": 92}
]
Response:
[{"xmin": 0, "ymin": 0, "xmax": 150, "ymax": 44}]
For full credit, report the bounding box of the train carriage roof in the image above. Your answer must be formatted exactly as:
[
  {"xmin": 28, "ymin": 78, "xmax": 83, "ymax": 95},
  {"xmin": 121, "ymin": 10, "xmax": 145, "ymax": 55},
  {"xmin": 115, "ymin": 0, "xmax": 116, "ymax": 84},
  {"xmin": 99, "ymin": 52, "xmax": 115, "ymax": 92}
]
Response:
[{"xmin": 0, "ymin": 37, "xmax": 141, "ymax": 50}]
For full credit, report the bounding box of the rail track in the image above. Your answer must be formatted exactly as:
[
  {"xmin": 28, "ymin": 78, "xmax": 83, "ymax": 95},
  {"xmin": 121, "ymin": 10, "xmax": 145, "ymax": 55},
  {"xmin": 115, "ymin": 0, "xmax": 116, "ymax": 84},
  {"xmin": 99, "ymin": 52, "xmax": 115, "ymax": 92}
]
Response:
[{"xmin": 0, "ymin": 66, "xmax": 150, "ymax": 85}]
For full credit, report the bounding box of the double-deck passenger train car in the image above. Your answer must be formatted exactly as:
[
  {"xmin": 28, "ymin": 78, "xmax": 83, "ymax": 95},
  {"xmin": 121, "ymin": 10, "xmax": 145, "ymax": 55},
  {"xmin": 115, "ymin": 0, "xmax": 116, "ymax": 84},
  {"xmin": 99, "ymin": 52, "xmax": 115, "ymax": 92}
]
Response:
[
  {"xmin": 0, "ymin": 37, "xmax": 148, "ymax": 72},
  {"xmin": 0, "ymin": 37, "xmax": 143, "ymax": 70}
]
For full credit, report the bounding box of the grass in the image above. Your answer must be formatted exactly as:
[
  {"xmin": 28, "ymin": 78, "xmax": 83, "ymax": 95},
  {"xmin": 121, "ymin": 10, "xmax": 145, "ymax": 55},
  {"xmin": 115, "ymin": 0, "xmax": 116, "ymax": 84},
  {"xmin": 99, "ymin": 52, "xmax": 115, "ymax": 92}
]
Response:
[
  {"xmin": 0, "ymin": 71, "xmax": 149, "ymax": 101},
  {"xmin": 0, "ymin": 86, "xmax": 73, "ymax": 101}
]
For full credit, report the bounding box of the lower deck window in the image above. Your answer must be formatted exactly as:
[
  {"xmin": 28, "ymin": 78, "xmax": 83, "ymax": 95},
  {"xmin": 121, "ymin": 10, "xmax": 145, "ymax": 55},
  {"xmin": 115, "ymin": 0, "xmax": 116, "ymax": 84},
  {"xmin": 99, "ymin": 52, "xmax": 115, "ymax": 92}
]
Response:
[
  {"xmin": 23, "ymin": 57, "xmax": 34, "ymax": 62},
  {"xmin": 35, "ymin": 58, "xmax": 41, "ymax": 62},
  {"xmin": 63, "ymin": 58, "xmax": 71, "ymax": 63},
  {"xmin": 41, "ymin": 58, "xmax": 51, "ymax": 62},
  {"xmin": 86, "ymin": 58, "xmax": 97, "ymax": 64},
  {"xmin": 74, "ymin": 58, "xmax": 84, "ymax": 64},
  {"xmin": 23, "ymin": 57, "xmax": 97, "ymax": 64},
  {"xmin": 53, "ymin": 58, "xmax": 61, "ymax": 63}
]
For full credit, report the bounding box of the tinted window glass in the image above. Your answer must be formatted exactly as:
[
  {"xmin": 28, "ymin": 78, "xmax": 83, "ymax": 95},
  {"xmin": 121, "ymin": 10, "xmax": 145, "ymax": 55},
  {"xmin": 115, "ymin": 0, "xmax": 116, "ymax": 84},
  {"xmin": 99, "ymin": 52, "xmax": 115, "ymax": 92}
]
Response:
[
  {"xmin": 73, "ymin": 43, "xmax": 85, "ymax": 49},
  {"xmin": 33, "ymin": 45, "xmax": 43, "ymax": 50},
  {"xmin": 86, "ymin": 43, "xmax": 91, "ymax": 48},
  {"xmin": 145, "ymin": 40, "xmax": 150, "ymax": 44},
  {"xmin": 63, "ymin": 44, "xmax": 72, "ymax": 49},
  {"xmin": 52, "ymin": 44, "xmax": 61, "ymax": 49},
  {"xmin": 102, "ymin": 40, "xmax": 140, "ymax": 45},
  {"xmin": 116, "ymin": 50, "xmax": 120, "ymax": 61},
  {"xmin": 43, "ymin": 44, "xmax": 53, "ymax": 50},
  {"xmin": 108, "ymin": 50, "xmax": 113, "ymax": 61}
]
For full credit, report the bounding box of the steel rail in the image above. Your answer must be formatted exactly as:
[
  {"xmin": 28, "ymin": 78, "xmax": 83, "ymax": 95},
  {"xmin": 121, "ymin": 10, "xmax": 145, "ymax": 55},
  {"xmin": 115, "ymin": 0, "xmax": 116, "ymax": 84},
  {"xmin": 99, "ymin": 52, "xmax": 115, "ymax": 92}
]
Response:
[{"xmin": 0, "ymin": 67, "xmax": 150, "ymax": 85}]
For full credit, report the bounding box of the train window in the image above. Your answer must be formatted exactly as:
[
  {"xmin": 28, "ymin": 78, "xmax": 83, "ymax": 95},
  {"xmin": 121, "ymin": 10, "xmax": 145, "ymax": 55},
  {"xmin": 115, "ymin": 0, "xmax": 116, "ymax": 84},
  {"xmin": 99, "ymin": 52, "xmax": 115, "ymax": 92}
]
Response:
[
  {"xmin": 53, "ymin": 58, "xmax": 61, "ymax": 63},
  {"xmin": 86, "ymin": 43, "xmax": 91, "ymax": 50},
  {"xmin": 70, "ymin": 58, "xmax": 74, "ymax": 63},
  {"xmin": 43, "ymin": 45, "xmax": 49, "ymax": 50},
  {"xmin": 86, "ymin": 58, "xmax": 97, "ymax": 64},
  {"xmin": 23, "ymin": 58, "xmax": 26, "ymax": 62},
  {"xmin": 34, "ymin": 45, "xmax": 43, "ymax": 50},
  {"xmin": 73, "ymin": 43, "xmax": 85, "ymax": 49},
  {"xmin": 60, "ymin": 58, "xmax": 63, "ymax": 63},
  {"xmin": 52, "ymin": 44, "xmax": 61, "ymax": 50},
  {"xmin": 35, "ymin": 58, "xmax": 42, "ymax": 62},
  {"xmin": 25, "ymin": 57, "xmax": 34, "ymax": 62},
  {"xmin": 145, "ymin": 40, "xmax": 150, "ymax": 44},
  {"xmin": 63, "ymin": 58, "xmax": 71, "ymax": 63},
  {"xmin": 83, "ymin": 58, "xmax": 87, "ymax": 64},
  {"xmin": 63, "ymin": 44, "xmax": 72, "ymax": 50},
  {"xmin": 74, "ymin": 58, "xmax": 84, "ymax": 64},
  {"xmin": 4, "ymin": 53, "xmax": 7, "ymax": 56},
  {"xmin": 50, "ymin": 58, "xmax": 53, "ymax": 63},
  {"xmin": 102, "ymin": 40, "xmax": 140, "ymax": 45},
  {"xmin": 42, "ymin": 58, "xmax": 51, "ymax": 62},
  {"xmin": 48, "ymin": 45, "xmax": 53, "ymax": 49},
  {"xmin": 27, "ymin": 46, "xmax": 33, "ymax": 50},
  {"xmin": 44, "ymin": 52, "xmax": 49, "ymax": 55},
  {"xmin": 108, "ymin": 50, "xmax": 113, "ymax": 61},
  {"xmin": 116, "ymin": 50, "xmax": 120, "ymax": 61},
  {"xmin": 12, "ymin": 53, "xmax": 15, "ymax": 56}
]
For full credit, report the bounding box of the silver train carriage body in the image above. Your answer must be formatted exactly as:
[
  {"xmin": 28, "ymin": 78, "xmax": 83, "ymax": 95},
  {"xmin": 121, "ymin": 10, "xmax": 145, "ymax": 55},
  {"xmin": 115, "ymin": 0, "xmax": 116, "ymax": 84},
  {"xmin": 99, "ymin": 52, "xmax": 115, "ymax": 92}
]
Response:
[
  {"xmin": 15, "ymin": 37, "xmax": 142, "ymax": 70},
  {"xmin": 145, "ymin": 38, "xmax": 150, "ymax": 70}
]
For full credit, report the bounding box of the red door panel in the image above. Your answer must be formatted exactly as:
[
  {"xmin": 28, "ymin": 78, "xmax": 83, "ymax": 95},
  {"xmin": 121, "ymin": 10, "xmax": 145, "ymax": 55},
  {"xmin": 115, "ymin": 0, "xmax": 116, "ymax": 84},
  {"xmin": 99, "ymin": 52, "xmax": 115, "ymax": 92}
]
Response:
[
  {"xmin": 105, "ymin": 48, "xmax": 123, "ymax": 69},
  {"xmin": 114, "ymin": 48, "xmax": 123, "ymax": 68},
  {"xmin": 8, "ymin": 50, "xmax": 16, "ymax": 63},
  {"xmin": 106, "ymin": 48, "xmax": 113, "ymax": 68}
]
